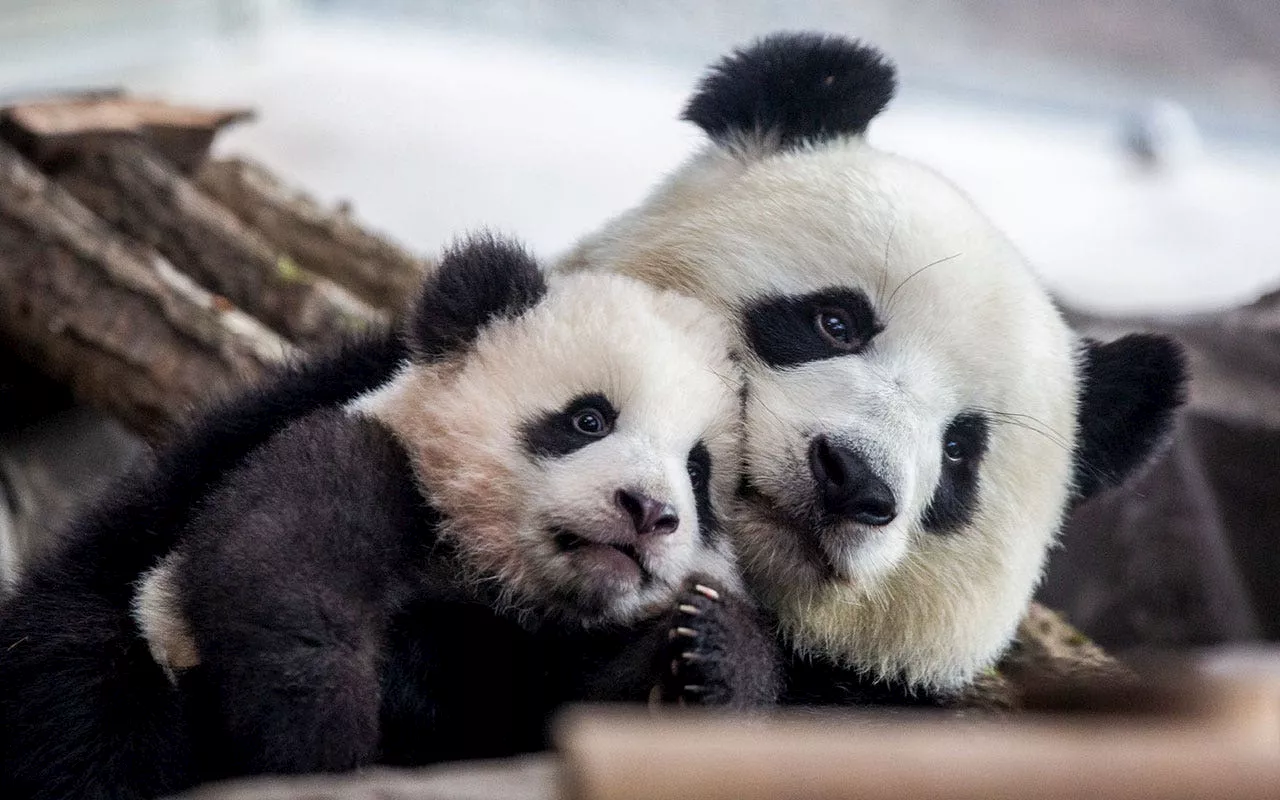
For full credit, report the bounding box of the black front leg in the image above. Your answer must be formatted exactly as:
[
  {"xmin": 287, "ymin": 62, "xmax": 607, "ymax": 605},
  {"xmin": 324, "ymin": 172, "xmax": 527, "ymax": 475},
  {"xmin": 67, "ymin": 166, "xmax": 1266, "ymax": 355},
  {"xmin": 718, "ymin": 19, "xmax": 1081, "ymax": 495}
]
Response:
[{"xmin": 176, "ymin": 411, "xmax": 430, "ymax": 777}]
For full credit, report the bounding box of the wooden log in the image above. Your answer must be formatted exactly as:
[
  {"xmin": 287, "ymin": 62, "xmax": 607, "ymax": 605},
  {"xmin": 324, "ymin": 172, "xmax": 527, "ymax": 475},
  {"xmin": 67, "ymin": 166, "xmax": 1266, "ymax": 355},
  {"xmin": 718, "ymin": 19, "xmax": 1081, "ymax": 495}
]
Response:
[
  {"xmin": 556, "ymin": 697, "xmax": 1280, "ymax": 800},
  {"xmin": 196, "ymin": 158, "xmax": 428, "ymax": 311},
  {"xmin": 0, "ymin": 92, "xmax": 252, "ymax": 173},
  {"xmin": 47, "ymin": 139, "xmax": 389, "ymax": 347},
  {"xmin": 0, "ymin": 140, "xmax": 289, "ymax": 439}
]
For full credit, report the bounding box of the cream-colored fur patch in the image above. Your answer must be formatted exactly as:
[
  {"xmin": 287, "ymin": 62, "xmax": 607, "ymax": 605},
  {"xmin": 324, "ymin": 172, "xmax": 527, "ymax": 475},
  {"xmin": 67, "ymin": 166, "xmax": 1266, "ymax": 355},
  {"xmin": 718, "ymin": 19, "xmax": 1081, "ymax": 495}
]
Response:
[{"xmin": 134, "ymin": 553, "xmax": 201, "ymax": 682}]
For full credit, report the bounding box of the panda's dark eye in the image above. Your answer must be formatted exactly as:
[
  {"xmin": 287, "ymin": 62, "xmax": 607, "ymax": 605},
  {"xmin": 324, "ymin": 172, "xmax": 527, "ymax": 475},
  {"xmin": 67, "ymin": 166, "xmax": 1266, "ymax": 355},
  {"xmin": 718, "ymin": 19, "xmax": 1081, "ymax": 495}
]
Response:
[
  {"xmin": 687, "ymin": 460, "xmax": 706, "ymax": 489},
  {"xmin": 687, "ymin": 441, "xmax": 712, "ymax": 489},
  {"xmin": 571, "ymin": 408, "xmax": 610, "ymax": 437},
  {"xmin": 940, "ymin": 414, "xmax": 989, "ymax": 467},
  {"xmin": 815, "ymin": 308, "xmax": 854, "ymax": 347}
]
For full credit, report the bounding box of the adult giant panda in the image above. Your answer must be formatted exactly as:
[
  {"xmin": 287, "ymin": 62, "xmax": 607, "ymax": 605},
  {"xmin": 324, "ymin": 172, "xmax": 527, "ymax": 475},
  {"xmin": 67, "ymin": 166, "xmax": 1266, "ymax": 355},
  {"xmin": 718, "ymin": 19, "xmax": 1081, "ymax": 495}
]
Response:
[
  {"xmin": 562, "ymin": 33, "xmax": 1188, "ymax": 703},
  {"xmin": 0, "ymin": 234, "xmax": 774, "ymax": 800}
]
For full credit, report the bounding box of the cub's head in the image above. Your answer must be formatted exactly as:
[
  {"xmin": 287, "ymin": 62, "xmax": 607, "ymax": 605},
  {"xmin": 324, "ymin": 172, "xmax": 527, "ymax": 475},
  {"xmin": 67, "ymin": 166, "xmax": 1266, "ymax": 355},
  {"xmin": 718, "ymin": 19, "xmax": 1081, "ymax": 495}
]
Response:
[
  {"xmin": 562, "ymin": 34, "xmax": 1187, "ymax": 686},
  {"xmin": 358, "ymin": 234, "xmax": 742, "ymax": 627}
]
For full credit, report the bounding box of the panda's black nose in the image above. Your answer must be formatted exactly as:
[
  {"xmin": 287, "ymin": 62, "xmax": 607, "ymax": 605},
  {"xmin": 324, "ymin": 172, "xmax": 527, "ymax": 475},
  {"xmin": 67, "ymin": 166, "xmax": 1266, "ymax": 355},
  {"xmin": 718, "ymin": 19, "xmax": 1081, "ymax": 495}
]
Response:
[
  {"xmin": 808, "ymin": 436, "xmax": 897, "ymax": 526},
  {"xmin": 616, "ymin": 489, "xmax": 680, "ymax": 536}
]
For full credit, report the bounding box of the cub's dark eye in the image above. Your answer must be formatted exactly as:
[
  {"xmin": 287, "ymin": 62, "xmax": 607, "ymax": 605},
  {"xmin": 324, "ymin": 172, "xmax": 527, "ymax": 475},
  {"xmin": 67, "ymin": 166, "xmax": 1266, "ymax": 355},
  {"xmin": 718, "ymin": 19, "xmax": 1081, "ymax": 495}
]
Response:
[
  {"xmin": 816, "ymin": 308, "xmax": 854, "ymax": 347},
  {"xmin": 571, "ymin": 408, "xmax": 610, "ymax": 437},
  {"xmin": 687, "ymin": 460, "xmax": 706, "ymax": 488},
  {"xmin": 943, "ymin": 439, "xmax": 965, "ymax": 462},
  {"xmin": 686, "ymin": 441, "xmax": 712, "ymax": 491}
]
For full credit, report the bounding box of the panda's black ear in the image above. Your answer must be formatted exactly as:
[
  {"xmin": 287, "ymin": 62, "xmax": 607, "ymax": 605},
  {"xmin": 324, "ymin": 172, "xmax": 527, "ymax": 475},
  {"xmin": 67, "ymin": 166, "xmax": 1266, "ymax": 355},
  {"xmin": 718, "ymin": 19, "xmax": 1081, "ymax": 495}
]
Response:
[
  {"xmin": 1071, "ymin": 333, "xmax": 1188, "ymax": 503},
  {"xmin": 683, "ymin": 31, "xmax": 896, "ymax": 153},
  {"xmin": 407, "ymin": 233, "xmax": 547, "ymax": 362}
]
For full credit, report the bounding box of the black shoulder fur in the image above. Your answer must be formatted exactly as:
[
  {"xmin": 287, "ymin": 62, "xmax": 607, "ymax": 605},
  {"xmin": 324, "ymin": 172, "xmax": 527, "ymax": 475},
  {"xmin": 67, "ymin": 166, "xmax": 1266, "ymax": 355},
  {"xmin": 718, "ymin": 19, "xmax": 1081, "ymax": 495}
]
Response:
[{"xmin": 683, "ymin": 31, "xmax": 897, "ymax": 151}]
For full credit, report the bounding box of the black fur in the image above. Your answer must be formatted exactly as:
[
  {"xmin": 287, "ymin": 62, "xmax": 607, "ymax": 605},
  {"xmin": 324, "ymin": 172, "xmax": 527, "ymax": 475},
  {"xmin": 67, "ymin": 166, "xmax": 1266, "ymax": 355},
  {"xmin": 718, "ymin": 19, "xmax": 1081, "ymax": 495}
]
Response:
[
  {"xmin": 743, "ymin": 287, "xmax": 883, "ymax": 368},
  {"xmin": 408, "ymin": 234, "xmax": 547, "ymax": 362},
  {"xmin": 1072, "ymin": 334, "xmax": 1188, "ymax": 501},
  {"xmin": 376, "ymin": 598, "xmax": 550, "ymax": 766},
  {"xmin": 922, "ymin": 413, "xmax": 991, "ymax": 533},
  {"xmin": 0, "ymin": 332, "xmax": 403, "ymax": 800},
  {"xmin": 780, "ymin": 653, "xmax": 950, "ymax": 707},
  {"xmin": 686, "ymin": 441, "xmax": 719, "ymax": 544},
  {"xmin": 520, "ymin": 392, "xmax": 618, "ymax": 459},
  {"xmin": 683, "ymin": 32, "xmax": 897, "ymax": 151}
]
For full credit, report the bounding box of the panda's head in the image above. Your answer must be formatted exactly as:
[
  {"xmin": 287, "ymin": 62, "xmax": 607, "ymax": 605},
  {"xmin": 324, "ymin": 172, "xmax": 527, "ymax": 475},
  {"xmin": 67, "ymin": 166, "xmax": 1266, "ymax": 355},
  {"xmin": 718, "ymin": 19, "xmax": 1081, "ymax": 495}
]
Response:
[
  {"xmin": 357, "ymin": 234, "xmax": 742, "ymax": 627},
  {"xmin": 561, "ymin": 34, "xmax": 1187, "ymax": 687}
]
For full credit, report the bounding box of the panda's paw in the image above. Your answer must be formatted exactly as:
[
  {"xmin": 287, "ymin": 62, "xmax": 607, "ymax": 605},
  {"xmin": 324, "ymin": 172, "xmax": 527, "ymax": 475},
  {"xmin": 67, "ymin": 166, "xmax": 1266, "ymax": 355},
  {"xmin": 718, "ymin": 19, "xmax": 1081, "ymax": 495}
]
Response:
[{"xmin": 660, "ymin": 579, "xmax": 780, "ymax": 709}]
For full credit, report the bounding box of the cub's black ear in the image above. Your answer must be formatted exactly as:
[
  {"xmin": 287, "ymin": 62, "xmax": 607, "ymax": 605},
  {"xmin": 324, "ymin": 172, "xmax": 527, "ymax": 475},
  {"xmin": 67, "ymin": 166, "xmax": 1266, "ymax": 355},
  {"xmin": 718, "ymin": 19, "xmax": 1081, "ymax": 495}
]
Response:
[
  {"xmin": 407, "ymin": 233, "xmax": 546, "ymax": 362},
  {"xmin": 1072, "ymin": 334, "xmax": 1188, "ymax": 502},
  {"xmin": 683, "ymin": 31, "xmax": 896, "ymax": 153}
]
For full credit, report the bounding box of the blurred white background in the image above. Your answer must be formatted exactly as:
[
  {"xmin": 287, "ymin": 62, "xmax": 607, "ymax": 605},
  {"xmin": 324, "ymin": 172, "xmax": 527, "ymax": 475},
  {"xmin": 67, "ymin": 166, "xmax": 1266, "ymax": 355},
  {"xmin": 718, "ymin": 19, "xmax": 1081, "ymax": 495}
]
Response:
[{"xmin": 2, "ymin": 0, "xmax": 1278, "ymax": 313}]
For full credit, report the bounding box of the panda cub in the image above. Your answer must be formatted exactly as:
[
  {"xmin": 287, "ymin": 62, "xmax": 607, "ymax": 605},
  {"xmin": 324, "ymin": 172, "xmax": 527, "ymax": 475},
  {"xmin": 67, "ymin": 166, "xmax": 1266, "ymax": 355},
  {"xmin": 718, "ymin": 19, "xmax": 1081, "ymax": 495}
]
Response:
[
  {"xmin": 0, "ymin": 235, "xmax": 773, "ymax": 799},
  {"xmin": 563, "ymin": 33, "xmax": 1188, "ymax": 703}
]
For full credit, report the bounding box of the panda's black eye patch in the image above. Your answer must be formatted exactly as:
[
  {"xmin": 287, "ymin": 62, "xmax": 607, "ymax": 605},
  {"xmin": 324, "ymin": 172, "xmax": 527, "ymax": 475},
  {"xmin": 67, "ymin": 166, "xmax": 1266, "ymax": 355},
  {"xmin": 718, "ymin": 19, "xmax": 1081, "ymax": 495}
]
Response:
[
  {"xmin": 744, "ymin": 288, "xmax": 882, "ymax": 368},
  {"xmin": 522, "ymin": 393, "xmax": 618, "ymax": 458},
  {"xmin": 923, "ymin": 413, "xmax": 990, "ymax": 534}
]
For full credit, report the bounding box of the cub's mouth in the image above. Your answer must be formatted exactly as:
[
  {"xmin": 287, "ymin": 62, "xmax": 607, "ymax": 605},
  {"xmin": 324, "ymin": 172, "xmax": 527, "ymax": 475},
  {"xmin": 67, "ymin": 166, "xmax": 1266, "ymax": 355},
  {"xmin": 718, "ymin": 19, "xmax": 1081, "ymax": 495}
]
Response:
[{"xmin": 550, "ymin": 526, "xmax": 647, "ymax": 586}]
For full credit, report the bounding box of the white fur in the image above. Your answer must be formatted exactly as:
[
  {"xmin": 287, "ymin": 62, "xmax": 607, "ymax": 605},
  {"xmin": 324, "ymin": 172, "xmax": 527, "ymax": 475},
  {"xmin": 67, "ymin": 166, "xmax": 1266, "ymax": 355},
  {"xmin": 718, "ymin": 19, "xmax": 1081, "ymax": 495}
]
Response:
[
  {"xmin": 351, "ymin": 271, "xmax": 743, "ymax": 626},
  {"xmin": 561, "ymin": 139, "xmax": 1079, "ymax": 689},
  {"xmin": 133, "ymin": 553, "xmax": 200, "ymax": 682}
]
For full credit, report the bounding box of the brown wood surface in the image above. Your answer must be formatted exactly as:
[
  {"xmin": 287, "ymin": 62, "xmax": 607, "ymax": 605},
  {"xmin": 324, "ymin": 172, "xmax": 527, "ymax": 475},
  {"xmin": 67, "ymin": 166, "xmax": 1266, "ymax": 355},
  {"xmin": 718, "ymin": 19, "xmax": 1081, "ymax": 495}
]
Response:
[
  {"xmin": 556, "ymin": 699, "xmax": 1280, "ymax": 800},
  {"xmin": 0, "ymin": 140, "xmax": 288, "ymax": 439},
  {"xmin": 196, "ymin": 158, "xmax": 428, "ymax": 311}
]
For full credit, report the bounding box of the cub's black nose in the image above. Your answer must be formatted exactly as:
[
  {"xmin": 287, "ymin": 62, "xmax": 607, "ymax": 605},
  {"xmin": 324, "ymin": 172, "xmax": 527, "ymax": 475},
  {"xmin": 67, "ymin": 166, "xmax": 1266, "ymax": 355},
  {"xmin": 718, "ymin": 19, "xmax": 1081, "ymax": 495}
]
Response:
[
  {"xmin": 615, "ymin": 489, "xmax": 680, "ymax": 536},
  {"xmin": 808, "ymin": 436, "xmax": 897, "ymax": 526}
]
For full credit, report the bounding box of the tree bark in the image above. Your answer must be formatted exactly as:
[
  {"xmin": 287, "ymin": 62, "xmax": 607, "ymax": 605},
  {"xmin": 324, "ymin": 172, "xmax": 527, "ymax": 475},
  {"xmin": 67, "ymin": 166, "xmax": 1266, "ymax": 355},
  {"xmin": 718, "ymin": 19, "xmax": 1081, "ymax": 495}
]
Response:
[
  {"xmin": 51, "ymin": 140, "xmax": 389, "ymax": 348},
  {"xmin": 196, "ymin": 157, "xmax": 428, "ymax": 311},
  {"xmin": 0, "ymin": 140, "xmax": 289, "ymax": 439}
]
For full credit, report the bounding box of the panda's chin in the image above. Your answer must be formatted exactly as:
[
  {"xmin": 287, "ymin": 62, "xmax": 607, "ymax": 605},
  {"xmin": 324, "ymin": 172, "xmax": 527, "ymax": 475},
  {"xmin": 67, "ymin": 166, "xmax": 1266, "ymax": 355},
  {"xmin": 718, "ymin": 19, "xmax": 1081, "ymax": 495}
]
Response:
[{"xmin": 813, "ymin": 520, "xmax": 909, "ymax": 584}]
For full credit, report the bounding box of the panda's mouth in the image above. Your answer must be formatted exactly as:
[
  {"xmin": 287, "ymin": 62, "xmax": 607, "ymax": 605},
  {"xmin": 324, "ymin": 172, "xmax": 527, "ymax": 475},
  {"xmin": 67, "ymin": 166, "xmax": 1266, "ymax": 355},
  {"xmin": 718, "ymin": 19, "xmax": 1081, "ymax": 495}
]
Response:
[{"xmin": 552, "ymin": 528, "xmax": 647, "ymax": 584}]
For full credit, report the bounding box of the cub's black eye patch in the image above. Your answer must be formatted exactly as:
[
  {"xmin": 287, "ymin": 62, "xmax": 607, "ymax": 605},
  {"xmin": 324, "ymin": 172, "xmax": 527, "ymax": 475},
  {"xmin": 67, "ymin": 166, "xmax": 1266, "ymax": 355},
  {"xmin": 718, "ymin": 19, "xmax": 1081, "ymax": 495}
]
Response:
[
  {"xmin": 923, "ymin": 413, "xmax": 990, "ymax": 534},
  {"xmin": 521, "ymin": 393, "xmax": 618, "ymax": 458},
  {"xmin": 686, "ymin": 440, "xmax": 720, "ymax": 544},
  {"xmin": 744, "ymin": 288, "xmax": 883, "ymax": 368}
]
